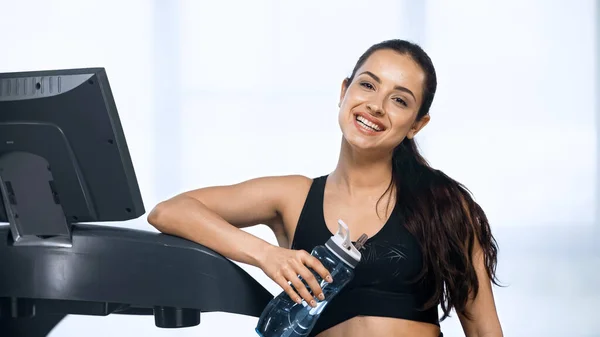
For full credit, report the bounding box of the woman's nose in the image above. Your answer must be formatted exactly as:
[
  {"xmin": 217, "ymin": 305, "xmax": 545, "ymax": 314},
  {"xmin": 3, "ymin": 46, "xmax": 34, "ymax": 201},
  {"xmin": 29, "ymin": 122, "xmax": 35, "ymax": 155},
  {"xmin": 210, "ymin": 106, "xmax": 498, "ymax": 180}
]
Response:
[{"xmin": 366, "ymin": 102, "xmax": 384, "ymax": 115}]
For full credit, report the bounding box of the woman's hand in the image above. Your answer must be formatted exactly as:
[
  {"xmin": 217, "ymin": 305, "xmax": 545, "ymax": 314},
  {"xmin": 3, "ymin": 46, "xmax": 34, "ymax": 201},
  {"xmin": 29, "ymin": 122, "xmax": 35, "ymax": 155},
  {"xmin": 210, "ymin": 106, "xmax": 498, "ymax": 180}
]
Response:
[{"xmin": 259, "ymin": 245, "xmax": 333, "ymax": 307}]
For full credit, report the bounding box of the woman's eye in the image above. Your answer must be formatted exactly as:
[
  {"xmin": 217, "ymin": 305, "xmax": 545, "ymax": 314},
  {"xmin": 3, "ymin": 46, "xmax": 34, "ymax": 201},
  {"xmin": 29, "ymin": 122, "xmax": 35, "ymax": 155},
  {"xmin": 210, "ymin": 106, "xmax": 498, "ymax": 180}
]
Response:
[
  {"xmin": 360, "ymin": 82, "xmax": 374, "ymax": 90},
  {"xmin": 394, "ymin": 97, "xmax": 407, "ymax": 107}
]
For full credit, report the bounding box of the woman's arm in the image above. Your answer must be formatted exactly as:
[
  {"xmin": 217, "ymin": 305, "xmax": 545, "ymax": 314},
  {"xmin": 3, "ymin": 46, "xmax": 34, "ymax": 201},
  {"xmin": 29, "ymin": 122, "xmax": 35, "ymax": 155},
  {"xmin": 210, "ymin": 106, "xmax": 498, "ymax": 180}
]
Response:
[
  {"xmin": 147, "ymin": 175, "xmax": 332, "ymax": 306},
  {"xmin": 147, "ymin": 175, "xmax": 306, "ymax": 267},
  {"xmin": 458, "ymin": 240, "xmax": 503, "ymax": 337},
  {"xmin": 457, "ymin": 195, "xmax": 503, "ymax": 337}
]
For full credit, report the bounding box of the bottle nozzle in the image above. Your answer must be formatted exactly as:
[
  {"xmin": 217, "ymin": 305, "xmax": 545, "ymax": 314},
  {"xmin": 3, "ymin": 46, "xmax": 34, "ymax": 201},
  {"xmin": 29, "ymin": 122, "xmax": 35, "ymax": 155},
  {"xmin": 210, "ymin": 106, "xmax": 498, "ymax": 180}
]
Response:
[{"xmin": 353, "ymin": 234, "xmax": 369, "ymax": 250}]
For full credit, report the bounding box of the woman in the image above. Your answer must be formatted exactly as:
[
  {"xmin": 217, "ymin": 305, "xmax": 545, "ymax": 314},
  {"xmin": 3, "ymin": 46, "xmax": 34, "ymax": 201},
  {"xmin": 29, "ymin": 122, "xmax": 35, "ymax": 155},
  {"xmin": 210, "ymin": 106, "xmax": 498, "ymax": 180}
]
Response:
[{"xmin": 148, "ymin": 39, "xmax": 503, "ymax": 337}]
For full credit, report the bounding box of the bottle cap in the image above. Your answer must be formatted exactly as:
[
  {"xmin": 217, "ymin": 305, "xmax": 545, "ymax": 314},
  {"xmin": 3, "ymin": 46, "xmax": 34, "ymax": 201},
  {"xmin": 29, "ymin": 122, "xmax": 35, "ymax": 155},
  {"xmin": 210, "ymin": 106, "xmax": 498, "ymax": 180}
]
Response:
[{"xmin": 324, "ymin": 219, "xmax": 366, "ymax": 269}]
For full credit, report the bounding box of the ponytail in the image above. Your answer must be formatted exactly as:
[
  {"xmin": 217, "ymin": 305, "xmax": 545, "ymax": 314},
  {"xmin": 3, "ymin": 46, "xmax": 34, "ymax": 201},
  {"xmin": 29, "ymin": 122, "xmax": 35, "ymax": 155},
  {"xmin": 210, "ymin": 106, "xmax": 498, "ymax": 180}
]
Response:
[{"xmin": 390, "ymin": 138, "xmax": 499, "ymax": 320}]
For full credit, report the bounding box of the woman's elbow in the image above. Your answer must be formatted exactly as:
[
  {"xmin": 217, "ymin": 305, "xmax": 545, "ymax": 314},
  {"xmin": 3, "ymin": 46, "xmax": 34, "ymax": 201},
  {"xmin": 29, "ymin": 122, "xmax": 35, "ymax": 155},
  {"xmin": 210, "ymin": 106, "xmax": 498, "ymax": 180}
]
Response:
[{"xmin": 147, "ymin": 200, "xmax": 176, "ymax": 233}]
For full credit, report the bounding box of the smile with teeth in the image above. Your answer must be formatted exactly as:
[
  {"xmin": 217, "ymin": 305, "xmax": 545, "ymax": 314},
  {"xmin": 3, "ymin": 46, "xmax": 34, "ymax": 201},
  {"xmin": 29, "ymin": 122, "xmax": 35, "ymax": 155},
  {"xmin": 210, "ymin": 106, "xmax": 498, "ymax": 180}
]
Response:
[{"xmin": 356, "ymin": 115, "xmax": 382, "ymax": 132}]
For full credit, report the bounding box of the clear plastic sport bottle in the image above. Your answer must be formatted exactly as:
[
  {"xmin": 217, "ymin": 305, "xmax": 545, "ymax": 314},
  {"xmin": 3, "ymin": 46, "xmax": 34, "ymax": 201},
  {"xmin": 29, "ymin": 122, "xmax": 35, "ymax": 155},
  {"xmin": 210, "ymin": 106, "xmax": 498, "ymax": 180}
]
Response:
[{"xmin": 255, "ymin": 219, "xmax": 365, "ymax": 337}]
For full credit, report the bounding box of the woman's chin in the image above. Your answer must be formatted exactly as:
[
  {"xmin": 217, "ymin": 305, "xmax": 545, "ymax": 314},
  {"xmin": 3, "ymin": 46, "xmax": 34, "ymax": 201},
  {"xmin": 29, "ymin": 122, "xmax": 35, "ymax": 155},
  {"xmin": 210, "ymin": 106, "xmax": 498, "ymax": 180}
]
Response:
[
  {"xmin": 342, "ymin": 133, "xmax": 398, "ymax": 158},
  {"xmin": 343, "ymin": 134, "xmax": 384, "ymax": 153}
]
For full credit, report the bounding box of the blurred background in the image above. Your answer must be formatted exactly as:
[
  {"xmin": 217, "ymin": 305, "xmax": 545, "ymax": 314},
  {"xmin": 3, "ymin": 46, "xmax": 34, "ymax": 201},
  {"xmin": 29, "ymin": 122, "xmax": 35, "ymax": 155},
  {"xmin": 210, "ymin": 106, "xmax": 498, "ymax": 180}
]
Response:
[{"xmin": 0, "ymin": 0, "xmax": 598, "ymax": 336}]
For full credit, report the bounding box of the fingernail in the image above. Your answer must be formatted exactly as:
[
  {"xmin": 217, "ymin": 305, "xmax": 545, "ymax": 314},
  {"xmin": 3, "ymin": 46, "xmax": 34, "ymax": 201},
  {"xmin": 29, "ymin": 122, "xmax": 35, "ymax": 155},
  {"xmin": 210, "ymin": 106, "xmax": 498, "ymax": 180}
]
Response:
[
  {"xmin": 318, "ymin": 293, "xmax": 325, "ymax": 300},
  {"xmin": 310, "ymin": 300, "xmax": 316, "ymax": 307},
  {"xmin": 326, "ymin": 275, "xmax": 333, "ymax": 283},
  {"xmin": 296, "ymin": 297, "xmax": 302, "ymax": 304}
]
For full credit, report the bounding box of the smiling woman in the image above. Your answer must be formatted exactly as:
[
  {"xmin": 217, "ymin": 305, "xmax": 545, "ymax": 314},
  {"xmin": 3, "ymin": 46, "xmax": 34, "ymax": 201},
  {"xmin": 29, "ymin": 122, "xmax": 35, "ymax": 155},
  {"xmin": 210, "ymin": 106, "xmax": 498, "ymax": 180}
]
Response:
[
  {"xmin": 338, "ymin": 48, "xmax": 429, "ymax": 155},
  {"xmin": 148, "ymin": 39, "xmax": 503, "ymax": 337}
]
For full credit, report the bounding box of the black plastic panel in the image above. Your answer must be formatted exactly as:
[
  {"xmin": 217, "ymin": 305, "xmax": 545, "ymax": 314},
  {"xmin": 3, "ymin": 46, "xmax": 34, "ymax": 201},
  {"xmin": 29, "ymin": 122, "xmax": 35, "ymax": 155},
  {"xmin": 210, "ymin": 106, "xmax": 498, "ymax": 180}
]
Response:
[{"xmin": 0, "ymin": 224, "xmax": 273, "ymax": 328}]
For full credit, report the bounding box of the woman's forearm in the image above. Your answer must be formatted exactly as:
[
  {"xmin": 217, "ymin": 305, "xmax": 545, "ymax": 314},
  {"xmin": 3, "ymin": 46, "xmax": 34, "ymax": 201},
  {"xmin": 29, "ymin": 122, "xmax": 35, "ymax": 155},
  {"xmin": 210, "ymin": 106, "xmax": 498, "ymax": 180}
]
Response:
[{"xmin": 147, "ymin": 195, "xmax": 274, "ymax": 268}]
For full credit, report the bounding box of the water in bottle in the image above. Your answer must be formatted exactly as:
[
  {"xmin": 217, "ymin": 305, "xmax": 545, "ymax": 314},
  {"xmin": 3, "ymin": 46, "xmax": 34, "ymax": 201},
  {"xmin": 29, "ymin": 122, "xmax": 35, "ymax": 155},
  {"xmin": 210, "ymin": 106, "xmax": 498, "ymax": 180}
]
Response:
[{"xmin": 255, "ymin": 219, "xmax": 368, "ymax": 337}]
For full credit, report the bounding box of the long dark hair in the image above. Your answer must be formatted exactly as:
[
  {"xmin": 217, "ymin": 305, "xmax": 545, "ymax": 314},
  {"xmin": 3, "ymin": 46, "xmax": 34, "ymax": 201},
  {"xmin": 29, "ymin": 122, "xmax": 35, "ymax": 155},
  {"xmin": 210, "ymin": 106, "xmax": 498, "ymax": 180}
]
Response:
[{"xmin": 346, "ymin": 39, "xmax": 500, "ymax": 321}]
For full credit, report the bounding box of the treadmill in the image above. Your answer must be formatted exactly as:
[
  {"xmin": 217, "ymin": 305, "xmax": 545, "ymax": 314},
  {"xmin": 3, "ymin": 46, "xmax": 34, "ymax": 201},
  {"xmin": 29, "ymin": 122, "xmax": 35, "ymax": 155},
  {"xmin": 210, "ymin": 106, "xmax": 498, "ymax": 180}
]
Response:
[{"xmin": 0, "ymin": 68, "xmax": 273, "ymax": 336}]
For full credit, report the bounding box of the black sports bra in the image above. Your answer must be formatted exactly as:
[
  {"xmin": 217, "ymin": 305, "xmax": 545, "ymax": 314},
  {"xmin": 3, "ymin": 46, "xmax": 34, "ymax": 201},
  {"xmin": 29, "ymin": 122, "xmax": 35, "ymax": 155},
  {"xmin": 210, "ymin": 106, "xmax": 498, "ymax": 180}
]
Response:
[{"xmin": 290, "ymin": 175, "xmax": 440, "ymax": 336}]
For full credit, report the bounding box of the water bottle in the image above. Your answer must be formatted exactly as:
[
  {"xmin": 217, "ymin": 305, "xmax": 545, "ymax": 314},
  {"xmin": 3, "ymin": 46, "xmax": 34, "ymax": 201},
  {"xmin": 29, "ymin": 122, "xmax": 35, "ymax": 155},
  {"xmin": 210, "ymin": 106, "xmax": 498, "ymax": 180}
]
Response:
[{"xmin": 255, "ymin": 219, "xmax": 367, "ymax": 337}]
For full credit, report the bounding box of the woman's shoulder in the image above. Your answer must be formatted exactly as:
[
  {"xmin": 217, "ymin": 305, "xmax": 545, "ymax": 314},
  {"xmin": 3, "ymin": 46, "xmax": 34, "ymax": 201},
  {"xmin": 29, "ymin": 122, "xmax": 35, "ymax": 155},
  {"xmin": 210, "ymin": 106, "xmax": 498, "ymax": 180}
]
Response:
[
  {"xmin": 243, "ymin": 174, "xmax": 314, "ymax": 213},
  {"xmin": 271, "ymin": 174, "xmax": 314, "ymax": 208},
  {"xmin": 261, "ymin": 174, "xmax": 313, "ymax": 191},
  {"xmin": 230, "ymin": 174, "xmax": 313, "ymax": 191}
]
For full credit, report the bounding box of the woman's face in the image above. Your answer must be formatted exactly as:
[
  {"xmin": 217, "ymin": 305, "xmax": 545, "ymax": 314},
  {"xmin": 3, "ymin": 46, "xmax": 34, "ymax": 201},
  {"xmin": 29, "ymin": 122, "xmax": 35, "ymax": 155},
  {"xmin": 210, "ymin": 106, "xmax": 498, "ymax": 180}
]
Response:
[{"xmin": 338, "ymin": 49, "xmax": 430, "ymax": 154}]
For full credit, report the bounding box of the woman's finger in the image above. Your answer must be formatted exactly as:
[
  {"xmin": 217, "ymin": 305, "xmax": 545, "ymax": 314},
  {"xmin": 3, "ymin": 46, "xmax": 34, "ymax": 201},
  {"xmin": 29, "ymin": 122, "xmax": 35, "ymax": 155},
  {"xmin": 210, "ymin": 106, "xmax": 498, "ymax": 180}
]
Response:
[
  {"xmin": 300, "ymin": 251, "xmax": 333, "ymax": 284},
  {"xmin": 283, "ymin": 268, "xmax": 316, "ymax": 307},
  {"xmin": 274, "ymin": 274, "xmax": 302, "ymax": 304}
]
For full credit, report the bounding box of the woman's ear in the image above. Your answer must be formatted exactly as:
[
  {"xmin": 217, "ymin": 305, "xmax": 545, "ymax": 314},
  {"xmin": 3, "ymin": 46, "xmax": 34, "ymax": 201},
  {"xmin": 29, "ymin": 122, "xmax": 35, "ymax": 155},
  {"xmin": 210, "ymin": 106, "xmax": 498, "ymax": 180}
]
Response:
[
  {"xmin": 339, "ymin": 78, "xmax": 350, "ymax": 107},
  {"xmin": 406, "ymin": 114, "xmax": 431, "ymax": 139}
]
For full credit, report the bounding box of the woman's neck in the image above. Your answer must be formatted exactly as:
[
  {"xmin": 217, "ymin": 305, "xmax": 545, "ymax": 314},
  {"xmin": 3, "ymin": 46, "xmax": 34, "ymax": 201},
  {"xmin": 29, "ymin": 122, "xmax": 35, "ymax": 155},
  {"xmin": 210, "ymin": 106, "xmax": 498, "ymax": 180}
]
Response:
[{"xmin": 329, "ymin": 138, "xmax": 394, "ymax": 196}]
